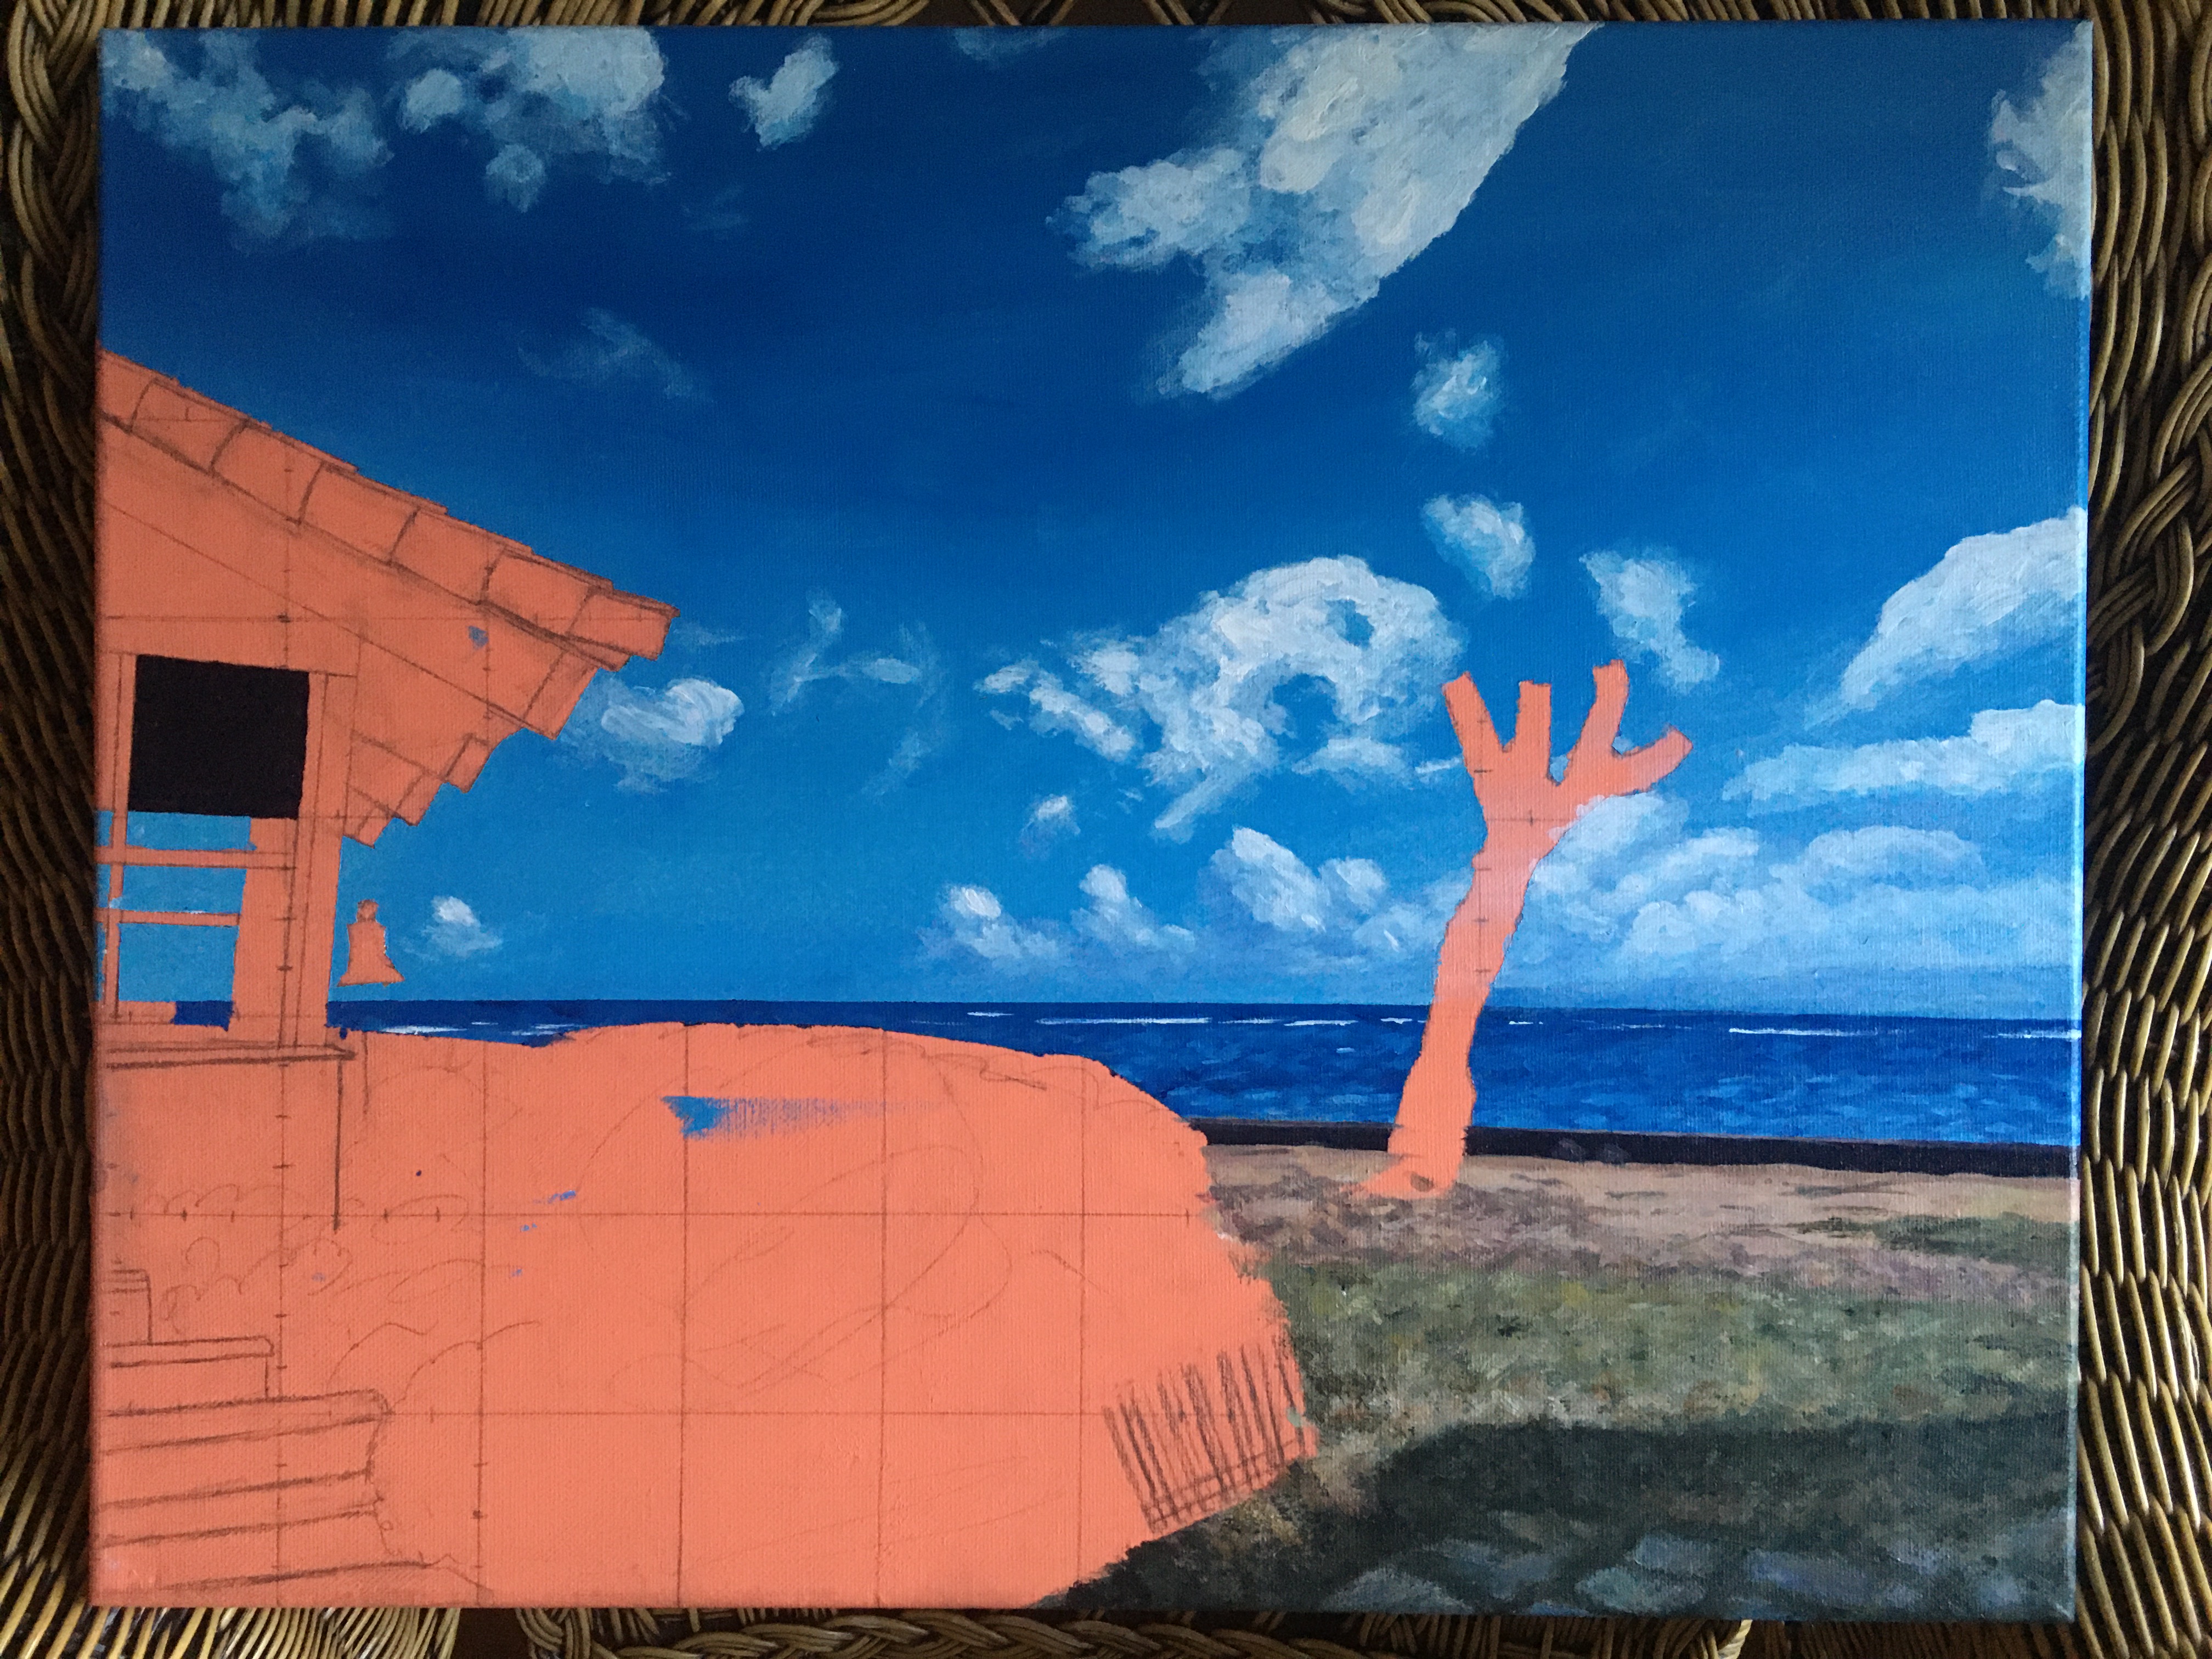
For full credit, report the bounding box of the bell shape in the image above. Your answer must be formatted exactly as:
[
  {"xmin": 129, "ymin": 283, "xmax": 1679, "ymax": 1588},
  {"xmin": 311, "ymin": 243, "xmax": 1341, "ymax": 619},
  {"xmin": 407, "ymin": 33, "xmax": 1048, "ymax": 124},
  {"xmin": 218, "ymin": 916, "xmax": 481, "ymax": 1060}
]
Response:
[{"xmin": 337, "ymin": 901, "xmax": 404, "ymax": 987}]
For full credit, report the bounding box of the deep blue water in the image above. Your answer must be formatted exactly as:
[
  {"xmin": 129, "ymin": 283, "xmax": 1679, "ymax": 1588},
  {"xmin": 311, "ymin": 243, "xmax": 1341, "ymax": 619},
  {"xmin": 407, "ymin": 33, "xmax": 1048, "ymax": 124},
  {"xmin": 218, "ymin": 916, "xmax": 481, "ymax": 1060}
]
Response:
[{"xmin": 229, "ymin": 999, "xmax": 2084, "ymax": 1148}]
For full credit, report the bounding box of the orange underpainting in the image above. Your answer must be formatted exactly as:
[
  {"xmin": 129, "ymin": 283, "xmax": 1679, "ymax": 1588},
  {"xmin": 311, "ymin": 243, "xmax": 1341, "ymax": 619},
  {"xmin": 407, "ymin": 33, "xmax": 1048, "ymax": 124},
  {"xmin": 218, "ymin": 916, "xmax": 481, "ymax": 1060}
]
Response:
[
  {"xmin": 91, "ymin": 352, "xmax": 1312, "ymax": 1606},
  {"xmin": 1364, "ymin": 666, "xmax": 1689, "ymax": 1199}
]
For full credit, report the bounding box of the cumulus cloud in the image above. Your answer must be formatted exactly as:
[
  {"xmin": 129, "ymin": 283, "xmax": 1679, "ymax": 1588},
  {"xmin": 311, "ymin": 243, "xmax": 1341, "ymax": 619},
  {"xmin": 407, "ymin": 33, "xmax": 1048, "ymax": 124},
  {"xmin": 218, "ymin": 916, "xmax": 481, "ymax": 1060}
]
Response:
[
  {"xmin": 770, "ymin": 595, "xmax": 947, "ymax": 789},
  {"xmin": 730, "ymin": 38, "xmax": 836, "ymax": 148},
  {"xmin": 102, "ymin": 34, "xmax": 389, "ymax": 242},
  {"xmin": 1726, "ymin": 701, "xmax": 2083, "ymax": 807},
  {"xmin": 1073, "ymin": 865, "xmax": 1195, "ymax": 955},
  {"xmin": 936, "ymin": 884, "xmax": 1061, "ymax": 966},
  {"xmin": 523, "ymin": 309, "xmax": 701, "ymax": 398},
  {"xmin": 929, "ymin": 833, "xmax": 1460, "ymax": 995},
  {"xmin": 1411, "ymin": 336, "xmax": 1504, "ymax": 450},
  {"xmin": 978, "ymin": 556, "xmax": 1463, "ymax": 839},
  {"xmin": 1423, "ymin": 494, "xmax": 1533, "ymax": 599},
  {"xmin": 424, "ymin": 895, "xmax": 501, "ymax": 957},
  {"xmin": 1505, "ymin": 792, "xmax": 2073, "ymax": 1003},
  {"xmin": 1020, "ymin": 794, "xmax": 1080, "ymax": 856},
  {"xmin": 1583, "ymin": 550, "xmax": 1720, "ymax": 689},
  {"xmin": 1839, "ymin": 510, "xmax": 2086, "ymax": 709},
  {"xmin": 1989, "ymin": 25, "xmax": 2094, "ymax": 298},
  {"xmin": 563, "ymin": 674, "xmax": 742, "ymax": 790},
  {"xmin": 394, "ymin": 29, "xmax": 666, "ymax": 211},
  {"xmin": 1057, "ymin": 26, "xmax": 1589, "ymax": 397}
]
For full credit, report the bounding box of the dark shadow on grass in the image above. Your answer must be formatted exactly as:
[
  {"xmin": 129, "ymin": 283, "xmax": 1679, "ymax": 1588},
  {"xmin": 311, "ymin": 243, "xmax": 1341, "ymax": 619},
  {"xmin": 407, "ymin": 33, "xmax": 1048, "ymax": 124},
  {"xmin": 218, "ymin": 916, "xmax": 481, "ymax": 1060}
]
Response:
[{"xmin": 1068, "ymin": 1409, "xmax": 2073, "ymax": 1622}]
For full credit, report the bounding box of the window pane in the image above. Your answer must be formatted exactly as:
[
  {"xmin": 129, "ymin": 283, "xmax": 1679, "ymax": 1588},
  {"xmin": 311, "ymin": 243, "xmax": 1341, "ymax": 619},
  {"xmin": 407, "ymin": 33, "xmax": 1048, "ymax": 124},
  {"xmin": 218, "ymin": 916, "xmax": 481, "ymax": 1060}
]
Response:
[
  {"xmin": 117, "ymin": 923, "xmax": 238, "ymax": 1003},
  {"xmin": 128, "ymin": 656, "xmax": 310, "ymax": 819},
  {"xmin": 119, "ymin": 866, "xmax": 247, "ymax": 915},
  {"xmin": 126, "ymin": 812, "xmax": 255, "ymax": 851}
]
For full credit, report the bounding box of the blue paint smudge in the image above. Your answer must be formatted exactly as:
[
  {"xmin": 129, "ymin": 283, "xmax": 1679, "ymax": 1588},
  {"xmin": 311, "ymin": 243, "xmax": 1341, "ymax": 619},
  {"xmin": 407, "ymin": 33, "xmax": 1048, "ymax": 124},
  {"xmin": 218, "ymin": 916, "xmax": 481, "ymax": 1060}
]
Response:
[
  {"xmin": 663, "ymin": 1094, "xmax": 857, "ymax": 1138},
  {"xmin": 467, "ymin": 626, "xmax": 489, "ymax": 648},
  {"xmin": 665, "ymin": 1095, "xmax": 731, "ymax": 1137},
  {"xmin": 545, "ymin": 1189, "xmax": 577, "ymax": 1203}
]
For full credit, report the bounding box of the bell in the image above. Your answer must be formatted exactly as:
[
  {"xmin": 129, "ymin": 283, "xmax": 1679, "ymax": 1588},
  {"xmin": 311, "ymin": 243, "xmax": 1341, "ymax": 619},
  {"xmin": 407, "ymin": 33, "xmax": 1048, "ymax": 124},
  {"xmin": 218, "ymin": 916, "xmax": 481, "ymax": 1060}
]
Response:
[{"xmin": 337, "ymin": 900, "xmax": 404, "ymax": 987}]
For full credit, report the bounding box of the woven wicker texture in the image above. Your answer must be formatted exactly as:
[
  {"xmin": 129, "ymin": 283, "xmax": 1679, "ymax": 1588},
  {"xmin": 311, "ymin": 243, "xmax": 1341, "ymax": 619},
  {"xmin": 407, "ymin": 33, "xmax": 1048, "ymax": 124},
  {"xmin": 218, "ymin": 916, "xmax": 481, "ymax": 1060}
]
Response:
[{"xmin": 0, "ymin": 1, "xmax": 2160, "ymax": 1656}]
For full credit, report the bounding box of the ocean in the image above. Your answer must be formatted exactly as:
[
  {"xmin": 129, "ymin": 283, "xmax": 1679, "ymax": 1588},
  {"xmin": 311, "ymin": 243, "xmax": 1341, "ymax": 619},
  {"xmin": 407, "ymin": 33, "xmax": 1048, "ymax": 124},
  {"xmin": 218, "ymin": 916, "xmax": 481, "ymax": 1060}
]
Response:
[{"xmin": 281, "ymin": 1000, "xmax": 2080, "ymax": 1148}]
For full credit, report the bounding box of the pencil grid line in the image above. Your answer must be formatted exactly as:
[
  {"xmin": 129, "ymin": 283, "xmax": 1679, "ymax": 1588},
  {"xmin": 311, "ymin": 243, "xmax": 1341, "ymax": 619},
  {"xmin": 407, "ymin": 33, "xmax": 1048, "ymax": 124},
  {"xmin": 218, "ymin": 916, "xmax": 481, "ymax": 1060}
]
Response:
[
  {"xmin": 874, "ymin": 1029, "xmax": 888, "ymax": 1604},
  {"xmin": 472, "ymin": 1040, "xmax": 489, "ymax": 1601},
  {"xmin": 675, "ymin": 1025, "xmax": 690, "ymax": 1601}
]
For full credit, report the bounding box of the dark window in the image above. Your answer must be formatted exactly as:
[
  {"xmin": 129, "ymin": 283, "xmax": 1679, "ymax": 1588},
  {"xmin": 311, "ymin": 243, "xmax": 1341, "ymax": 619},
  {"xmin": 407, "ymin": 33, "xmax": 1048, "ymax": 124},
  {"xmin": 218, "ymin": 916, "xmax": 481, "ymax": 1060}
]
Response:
[{"xmin": 128, "ymin": 656, "xmax": 311, "ymax": 819}]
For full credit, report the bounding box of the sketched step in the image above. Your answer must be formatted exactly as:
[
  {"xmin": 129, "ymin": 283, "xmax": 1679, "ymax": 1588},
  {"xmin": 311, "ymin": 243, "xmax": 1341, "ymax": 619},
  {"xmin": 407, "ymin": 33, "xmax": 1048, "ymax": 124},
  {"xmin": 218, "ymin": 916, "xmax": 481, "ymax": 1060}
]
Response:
[
  {"xmin": 100, "ymin": 1465, "xmax": 379, "ymax": 1543},
  {"xmin": 104, "ymin": 1336, "xmax": 274, "ymax": 1412},
  {"xmin": 99, "ymin": 1391, "xmax": 389, "ymax": 1506}
]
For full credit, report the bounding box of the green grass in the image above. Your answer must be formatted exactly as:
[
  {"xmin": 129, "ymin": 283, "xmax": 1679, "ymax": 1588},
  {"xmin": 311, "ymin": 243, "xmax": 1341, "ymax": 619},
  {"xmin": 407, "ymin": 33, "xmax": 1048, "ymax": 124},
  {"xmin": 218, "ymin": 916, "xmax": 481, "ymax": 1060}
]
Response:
[
  {"xmin": 1267, "ymin": 1258, "xmax": 2073, "ymax": 1459},
  {"xmin": 1793, "ymin": 1211, "xmax": 2073, "ymax": 1277}
]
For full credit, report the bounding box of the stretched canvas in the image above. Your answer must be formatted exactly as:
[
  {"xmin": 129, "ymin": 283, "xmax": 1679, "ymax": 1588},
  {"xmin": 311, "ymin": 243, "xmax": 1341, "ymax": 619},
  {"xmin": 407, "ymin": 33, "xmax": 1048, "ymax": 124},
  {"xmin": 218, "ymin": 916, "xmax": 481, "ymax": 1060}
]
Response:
[{"xmin": 92, "ymin": 21, "xmax": 2087, "ymax": 1618}]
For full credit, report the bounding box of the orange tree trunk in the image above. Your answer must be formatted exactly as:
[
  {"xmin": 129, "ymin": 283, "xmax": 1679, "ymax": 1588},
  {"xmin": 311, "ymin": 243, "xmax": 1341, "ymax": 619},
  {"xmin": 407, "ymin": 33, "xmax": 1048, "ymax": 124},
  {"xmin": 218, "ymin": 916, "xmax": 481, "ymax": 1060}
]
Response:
[{"xmin": 1362, "ymin": 662, "xmax": 1689, "ymax": 1199}]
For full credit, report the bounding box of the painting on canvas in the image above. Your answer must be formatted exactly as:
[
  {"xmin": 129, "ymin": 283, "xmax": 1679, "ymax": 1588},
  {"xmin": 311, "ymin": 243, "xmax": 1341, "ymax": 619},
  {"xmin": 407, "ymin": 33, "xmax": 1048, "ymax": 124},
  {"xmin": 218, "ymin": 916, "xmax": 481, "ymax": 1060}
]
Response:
[{"xmin": 92, "ymin": 21, "xmax": 2086, "ymax": 1617}]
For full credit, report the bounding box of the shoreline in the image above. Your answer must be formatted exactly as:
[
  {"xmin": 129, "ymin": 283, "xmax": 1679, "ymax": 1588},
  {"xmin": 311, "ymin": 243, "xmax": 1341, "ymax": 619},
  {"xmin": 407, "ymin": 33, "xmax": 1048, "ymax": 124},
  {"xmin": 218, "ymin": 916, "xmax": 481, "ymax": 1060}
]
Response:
[{"xmin": 1192, "ymin": 1118, "xmax": 2076, "ymax": 1178}]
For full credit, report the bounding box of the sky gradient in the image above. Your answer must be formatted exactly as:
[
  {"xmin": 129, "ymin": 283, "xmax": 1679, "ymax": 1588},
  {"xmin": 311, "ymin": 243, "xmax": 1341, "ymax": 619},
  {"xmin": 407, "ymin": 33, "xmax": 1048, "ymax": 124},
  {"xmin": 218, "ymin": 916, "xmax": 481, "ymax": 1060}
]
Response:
[{"xmin": 100, "ymin": 20, "xmax": 2091, "ymax": 1015}]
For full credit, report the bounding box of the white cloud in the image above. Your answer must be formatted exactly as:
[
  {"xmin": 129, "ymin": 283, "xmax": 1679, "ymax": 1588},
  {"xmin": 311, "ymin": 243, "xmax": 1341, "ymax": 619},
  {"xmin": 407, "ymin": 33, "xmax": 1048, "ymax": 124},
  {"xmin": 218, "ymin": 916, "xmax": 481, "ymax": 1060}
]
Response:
[
  {"xmin": 1583, "ymin": 550, "xmax": 1720, "ymax": 689},
  {"xmin": 1506, "ymin": 792, "xmax": 2074, "ymax": 1002},
  {"xmin": 1839, "ymin": 510, "xmax": 2085, "ymax": 709},
  {"xmin": 424, "ymin": 895, "xmax": 501, "ymax": 958},
  {"xmin": 1058, "ymin": 26, "xmax": 1589, "ymax": 396},
  {"xmin": 936, "ymin": 884, "xmax": 1062, "ymax": 966},
  {"xmin": 730, "ymin": 38, "xmax": 836, "ymax": 149},
  {"xmin": 394, "ymin": 29, "xmax": 666, "ymax": 211},
  {"xmin": 1989, "ymin": 25, "xmax": 2093, "ymax": 298},
  {"xmin": 564, "ymin": 675, "xmax": 742, "ymax": 791},
  {"xmin": 1074, "ymin": 865, "xmax": 1194, "ymax": 954},
  {"xmin": 770, "ymin": 595, "xmax": 946, "ymax": 789},
  {"xmin": 1423, "ymin": 494, "xmax": 1533, "ymax": 599},
  {"xmin": 1726, "ymin": 701, "xmax": 2083, "ymax": 807},
  {"xmin": 102, "ymin": 34, "xmax": 389, "ymax": 242},
  {"xmin": 523, "ymin": 309, "xmax": 701, "ymax": 399},
  {"xmin": 953, "ymin": 30, "xmax": 1063, "ymax": 65},
  {"xmin": 976, "ymin": 662, "xmax": 1140, "ymax": 762},
  {"xmin": 928, "ymin": 830, "xmax": 1461, "ymax": 994},
  {"xmin": 1411, "ymin": 336, "xmax": 1503, "ymax": 450},
  {"xmin": 1293, "ymin": 733, "xmax": 1413, "ymax": 783},
  {"xmin": 1020, "ymin": 793, "xmax": 1080, "ymax": 856},
  {"xmin": 978, "ymin": 556, "xmax": 1463, "ymax": 839}
]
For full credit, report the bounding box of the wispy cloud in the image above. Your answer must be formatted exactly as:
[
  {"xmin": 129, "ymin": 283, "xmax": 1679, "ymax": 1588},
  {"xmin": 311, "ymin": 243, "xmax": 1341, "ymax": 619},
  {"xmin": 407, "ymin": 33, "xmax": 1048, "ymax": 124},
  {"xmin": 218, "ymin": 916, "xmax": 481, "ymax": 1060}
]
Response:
[
  {"xmin": 1726, "ymin": 701, "xmax": 2081, "ymax": 808},
  {"xmin": 1583, "ymin": 550, "xmax": 1720, "ymax": 689},
  {"xmin": 770, "ymin": 595, "xmax": 947, "ymax": 789},
  {"xmin": 953, "ymin": 30, "xmax": 1063, "ymax": 65},
  {"xmin": 424, "ymin": 895, "xmax": 501, "ymax": 957},
  {"xmin": 1411, "ymin": 336, "xmax": 1504, "ymax": 450},
  {"xmin": 730, "ymin": 38, "xmax": 837, "ymax": 149},
  {"xmin": 1020, "ymin": 793, "xmax": 1080, "ymax": 856},
  {"xmin": 978, "ymin": 556, "xmax": 1463, "ymax": 840},
  {"xmin": 1423, "ymin": 494, "xmax": 1533, "ymax": 600},
  {"xmin": 563, "ymin": 674, "xmax": 742, "ymax": 790},
  {"xmin": 1990, "ymin": 25, "xmax": 2093, "ymax": 298},
  {"xmin": 523, "ymin": 309, "xmax": 702, "ymax": 399},
  {"xmin": 1839, "ymin": 509, "xmax": 2085, "ymax": 710},
  {"xmin": 1057, "ymin": 26, "xmax": 1590, "ymax": 397},
  {"xmin": 394, "ymin": 28, "xmax": 667, "ymax": 211},
  {"xmin": 102, "ymin": 34, "xmax": 388, "ymax": 242}
]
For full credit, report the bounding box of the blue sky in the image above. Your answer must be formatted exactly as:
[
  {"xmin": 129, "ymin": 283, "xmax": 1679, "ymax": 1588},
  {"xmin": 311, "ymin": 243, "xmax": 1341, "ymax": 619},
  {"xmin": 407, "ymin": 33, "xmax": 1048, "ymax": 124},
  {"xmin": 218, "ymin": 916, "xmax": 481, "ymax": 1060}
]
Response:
[{"xmin": 102, "ymin": 21, "xmax": 2090, "ymax": 1014}]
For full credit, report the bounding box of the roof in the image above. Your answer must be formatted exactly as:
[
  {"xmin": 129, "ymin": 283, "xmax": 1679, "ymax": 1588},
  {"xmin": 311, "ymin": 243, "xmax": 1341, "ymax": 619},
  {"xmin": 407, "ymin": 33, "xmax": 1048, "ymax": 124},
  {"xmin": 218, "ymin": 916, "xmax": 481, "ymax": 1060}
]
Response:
[{"xmin": 98, "ymin": 350, "xmax": 676, "ymax": 845}]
